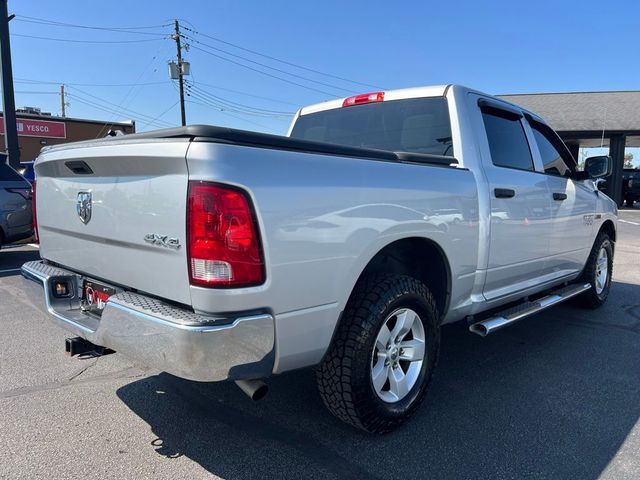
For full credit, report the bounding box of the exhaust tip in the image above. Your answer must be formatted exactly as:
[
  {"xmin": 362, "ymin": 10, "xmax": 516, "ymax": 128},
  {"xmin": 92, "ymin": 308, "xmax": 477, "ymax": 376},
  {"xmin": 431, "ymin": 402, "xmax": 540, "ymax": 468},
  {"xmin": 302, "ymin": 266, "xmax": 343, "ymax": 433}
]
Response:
[
  {"xmin": 235, "ymin": 379, "xmax": 268, "ymax": 401},
  {"xmin": 252, "ymin": 384, "xmax": 269, "ymax": 401},
  {"xmin": 469, "ymin": 323, "xmax": 489, "ymax": 337}
]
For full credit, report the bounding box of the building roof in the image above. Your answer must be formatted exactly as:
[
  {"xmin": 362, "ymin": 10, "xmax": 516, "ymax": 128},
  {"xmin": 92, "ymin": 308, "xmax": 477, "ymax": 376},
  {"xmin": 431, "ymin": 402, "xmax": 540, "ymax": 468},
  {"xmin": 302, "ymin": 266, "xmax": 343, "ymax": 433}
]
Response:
[{"xmin": 497, "ymin": 91, "xmax": 640, "ymax": 134}]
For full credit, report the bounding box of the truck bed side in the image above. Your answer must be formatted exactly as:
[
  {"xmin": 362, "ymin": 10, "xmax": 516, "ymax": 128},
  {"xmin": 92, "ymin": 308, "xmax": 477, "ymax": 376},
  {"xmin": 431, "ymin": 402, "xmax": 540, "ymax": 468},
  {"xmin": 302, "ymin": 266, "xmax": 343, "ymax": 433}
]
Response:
[
  {"xmin": 185, "ymin": 139, "xmax": 479, "ymax": 371},
  {"xmin": 34, "ymin": 127, "xmax": 478, "ymax": 372}
]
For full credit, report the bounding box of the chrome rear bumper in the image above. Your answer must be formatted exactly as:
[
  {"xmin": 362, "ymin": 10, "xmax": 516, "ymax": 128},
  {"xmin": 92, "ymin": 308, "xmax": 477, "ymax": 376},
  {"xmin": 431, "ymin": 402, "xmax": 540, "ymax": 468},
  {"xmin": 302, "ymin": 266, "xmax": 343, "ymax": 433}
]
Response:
[{"xmin": 21, "ymin": 260, "xmax": 275, "ymax": 382}]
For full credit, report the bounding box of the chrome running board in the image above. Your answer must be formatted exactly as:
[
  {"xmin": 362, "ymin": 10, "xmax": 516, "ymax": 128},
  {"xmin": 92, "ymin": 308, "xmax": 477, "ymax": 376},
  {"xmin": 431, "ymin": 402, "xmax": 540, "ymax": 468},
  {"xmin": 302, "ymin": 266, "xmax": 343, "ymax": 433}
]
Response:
[{"xmin": 469, "ymin": 283, "xmax": 592, "ymax": 337}]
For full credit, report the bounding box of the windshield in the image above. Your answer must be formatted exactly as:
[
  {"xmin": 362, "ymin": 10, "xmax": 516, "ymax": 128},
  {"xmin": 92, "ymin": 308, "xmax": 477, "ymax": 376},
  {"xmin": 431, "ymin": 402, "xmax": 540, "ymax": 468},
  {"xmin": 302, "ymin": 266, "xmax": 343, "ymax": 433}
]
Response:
[{"xmin": 290, "ymin": 96, "xmax": 453, "ymax": 157}]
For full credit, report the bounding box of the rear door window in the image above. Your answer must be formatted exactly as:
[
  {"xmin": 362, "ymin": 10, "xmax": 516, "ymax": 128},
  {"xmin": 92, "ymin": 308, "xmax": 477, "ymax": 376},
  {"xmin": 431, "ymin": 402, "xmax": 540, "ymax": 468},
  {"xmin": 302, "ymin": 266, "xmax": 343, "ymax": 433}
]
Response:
[{"xmin": 481, "ymin": 110, "xmax": 534, "ymax": 171}]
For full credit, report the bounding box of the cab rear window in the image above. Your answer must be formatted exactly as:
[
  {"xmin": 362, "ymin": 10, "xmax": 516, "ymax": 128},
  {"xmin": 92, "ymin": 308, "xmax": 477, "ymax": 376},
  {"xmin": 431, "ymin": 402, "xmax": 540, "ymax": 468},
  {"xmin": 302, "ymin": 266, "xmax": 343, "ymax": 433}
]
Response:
[{"xmin": 290, "ymin": 97, "xmax": 454, "ymax": 157}]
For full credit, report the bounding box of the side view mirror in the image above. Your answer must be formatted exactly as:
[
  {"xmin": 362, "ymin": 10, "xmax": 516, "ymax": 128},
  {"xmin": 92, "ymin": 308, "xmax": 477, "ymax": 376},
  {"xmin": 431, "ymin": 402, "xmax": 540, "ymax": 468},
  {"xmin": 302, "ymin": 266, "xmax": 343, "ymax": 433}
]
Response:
[{"xmin": 584, "ymin": 155, "xmax": 612, "ymax": 179}]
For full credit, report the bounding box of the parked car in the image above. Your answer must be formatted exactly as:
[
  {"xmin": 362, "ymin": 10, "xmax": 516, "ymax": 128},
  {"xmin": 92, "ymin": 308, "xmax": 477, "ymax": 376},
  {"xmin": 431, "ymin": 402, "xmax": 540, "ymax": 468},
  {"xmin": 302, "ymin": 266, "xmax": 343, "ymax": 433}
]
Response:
[
  {"xmin": 22, "ymin": 85, "xmax": 617, "ymax": 433},
  {"xmin": 17, "ymin": 161, "xmax": 36, "ymax": 185},
  {"xmin": 0, "ymin": 162, "xmax": 33, "ymax": 248},
  {"xmin": 623, "ymin": 168, "xmax": 640, "ymax": 207}
]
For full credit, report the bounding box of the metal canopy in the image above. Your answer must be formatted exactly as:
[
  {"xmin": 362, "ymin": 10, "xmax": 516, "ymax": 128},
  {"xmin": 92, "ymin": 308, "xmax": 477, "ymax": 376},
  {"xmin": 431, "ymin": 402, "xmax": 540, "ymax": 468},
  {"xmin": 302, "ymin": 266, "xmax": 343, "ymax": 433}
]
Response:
[
  {"xmin": 498, "ymin": 90, "xmax": 640, "ymax": 206},
  {"xmin": 498, "ymin": 91, "xmax": 640, "ymax": 138}
]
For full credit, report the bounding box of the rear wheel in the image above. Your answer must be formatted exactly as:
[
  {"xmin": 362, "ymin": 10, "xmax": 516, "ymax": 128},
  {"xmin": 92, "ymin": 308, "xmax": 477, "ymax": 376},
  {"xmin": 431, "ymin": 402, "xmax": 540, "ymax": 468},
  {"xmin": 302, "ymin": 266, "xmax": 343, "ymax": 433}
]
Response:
[
  {"xmin": 316, "ymin": 274, "xmax": 440, "ymax": 433},
  {"xmin": 579, "ymin": 232, "xmax": 613, "ymax": 308}
]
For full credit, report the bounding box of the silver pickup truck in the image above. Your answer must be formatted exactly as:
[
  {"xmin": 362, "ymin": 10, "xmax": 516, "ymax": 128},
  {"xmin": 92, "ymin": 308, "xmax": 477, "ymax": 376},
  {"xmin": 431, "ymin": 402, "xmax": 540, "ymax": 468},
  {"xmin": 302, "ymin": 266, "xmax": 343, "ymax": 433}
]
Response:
[{"xmin": 22, "ymin": 85, "xmax": 617, "ymax": 433}]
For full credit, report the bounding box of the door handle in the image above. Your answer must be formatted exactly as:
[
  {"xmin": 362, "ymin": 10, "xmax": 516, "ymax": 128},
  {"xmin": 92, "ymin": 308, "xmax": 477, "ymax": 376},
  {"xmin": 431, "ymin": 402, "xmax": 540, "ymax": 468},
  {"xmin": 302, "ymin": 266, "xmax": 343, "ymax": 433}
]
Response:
[
  {"xmin": 553, "ymin": 192, "xmax": 567, "ymax": 201},
  {"xmin": 494, "ymin": 188, "xmax": 515, "ymax": 198}
]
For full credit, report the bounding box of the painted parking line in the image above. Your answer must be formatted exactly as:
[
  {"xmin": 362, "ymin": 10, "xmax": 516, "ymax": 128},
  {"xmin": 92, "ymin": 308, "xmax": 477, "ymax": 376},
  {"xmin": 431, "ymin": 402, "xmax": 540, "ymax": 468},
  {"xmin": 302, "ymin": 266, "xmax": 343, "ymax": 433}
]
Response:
[{"xmin": 619, "ymin": 219, "xmax": 640, "ymax": 226}]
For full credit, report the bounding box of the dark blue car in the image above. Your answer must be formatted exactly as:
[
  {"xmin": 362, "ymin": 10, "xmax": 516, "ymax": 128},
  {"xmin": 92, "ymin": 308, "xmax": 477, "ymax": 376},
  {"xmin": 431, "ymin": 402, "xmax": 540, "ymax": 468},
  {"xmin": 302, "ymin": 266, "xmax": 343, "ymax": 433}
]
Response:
[{"xmin": 1, "ymin": 162, "xmax": 33, "ymax": 247}]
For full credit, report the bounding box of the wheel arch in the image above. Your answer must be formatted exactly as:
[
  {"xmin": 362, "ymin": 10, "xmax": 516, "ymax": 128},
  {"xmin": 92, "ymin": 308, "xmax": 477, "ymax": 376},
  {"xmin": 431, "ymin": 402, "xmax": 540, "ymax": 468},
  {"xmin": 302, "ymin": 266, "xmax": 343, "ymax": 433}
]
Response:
[
  {"xmin": 345, "ymin": 237, "xmax": 452, "ymax": 321},
  {"xmin": 600, "ymin": 219, "xmax": 616, "ymax": 243}
]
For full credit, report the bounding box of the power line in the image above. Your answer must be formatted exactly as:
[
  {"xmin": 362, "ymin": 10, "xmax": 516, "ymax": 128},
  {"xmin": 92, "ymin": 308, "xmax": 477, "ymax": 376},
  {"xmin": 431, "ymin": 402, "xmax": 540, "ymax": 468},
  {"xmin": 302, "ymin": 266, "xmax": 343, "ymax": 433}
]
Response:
[
  {"xmin": 214, "ymin": 108, "xmax": 282, "ymax": 133},
  {"xmin": 186, "ymin": 84, "xmax": 282, "ymax": 114},
  {"xmin": 13, "ymin": 33, "xmax": 164, "ymax": 44},
  {"xmin": 67, "ymin": 85, "xmax": 172, "ymax": 126},
  {"xmin": 183, "ymin": 33, "xmax": 355, "ymax": 95},
  {"xmin": 67, "ymin": 92, "xmax": 171, "ymax": 128},
  {"xmin": 11, "ymin": 16, "xmax": 345, "ymax": 129},
  {"xmin": 16, "ymin": 15, "xmax": 381, "ymax": 88},
  {"xmin": 185, "ymin": 98, "xmax": 280, "ymax": 134},
  {"xmin": 66, "ymin": 94, "xmax": 169, "ymax": 130},
  {"xmin": 67, "ymin": 95, "xmax": 172, "ymax": 131},
  {"xmin": 137, "ymin": 100, "xmax": 179, "ymax": 130},
  {"xmin": 186, "ymin": 90, "xmax": 291, "ymax": 131},
  {"xmin": 65, "ymin": 89, "xmax": 172, "ymax": 128},
  {"xmin": 185, "ymin": 80, "xmax": 300, "ymax": 107},
  {"xmin": 189, "ymin": 43, "xmax": 337, "ymax": 97},
  {"xmin": 15, "ymin": 76, "xmax": 174, "ymax": 128},
  {"xmin": 65, "ymin": 95, "xmax": 131, "ymax": 122},
  {"xmin": 186, "ymin": 81, "xmax": 294, "ymax": 116},
  {"xmin": 15, "ymin": 77, "xmax": 168, "ymax": 87},
  {"xmin": 92, "ymin": 44, "xmax": 170, "ymax": 137},
  {"xmin": 181, "ymin": 24, "xmax": 383, "ymax": 90},
  {"xmin": 15, "ymin": 15, "xmax": 171, "ymax": 34},
  {"xmin": 187, "ymin": 89, "xmax": 292, "ymax": 121}
]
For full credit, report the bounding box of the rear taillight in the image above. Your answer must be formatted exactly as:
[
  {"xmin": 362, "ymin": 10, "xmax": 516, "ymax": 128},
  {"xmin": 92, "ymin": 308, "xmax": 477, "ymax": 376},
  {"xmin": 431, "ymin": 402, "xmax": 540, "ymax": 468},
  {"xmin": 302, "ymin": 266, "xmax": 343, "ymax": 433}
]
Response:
[
  {"xmin": 187, "ymin": 182, "xmax": 264, "ymax": 287},
  {"xmin": 32, "ymin": 180, "xmax": 38, "ymax": 243},
  {"xmin": 342, "ymin": 91, "xmax": 384, "ymax": 107}
]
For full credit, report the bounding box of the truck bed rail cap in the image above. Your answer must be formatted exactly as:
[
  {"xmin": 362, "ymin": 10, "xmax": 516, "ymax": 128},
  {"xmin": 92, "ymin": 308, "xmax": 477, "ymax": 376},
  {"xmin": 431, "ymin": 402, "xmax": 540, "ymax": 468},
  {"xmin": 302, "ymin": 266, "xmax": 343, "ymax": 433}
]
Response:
[{"xmin": 40, "ymin": 124, "xmax": 457, "ymax": 168}]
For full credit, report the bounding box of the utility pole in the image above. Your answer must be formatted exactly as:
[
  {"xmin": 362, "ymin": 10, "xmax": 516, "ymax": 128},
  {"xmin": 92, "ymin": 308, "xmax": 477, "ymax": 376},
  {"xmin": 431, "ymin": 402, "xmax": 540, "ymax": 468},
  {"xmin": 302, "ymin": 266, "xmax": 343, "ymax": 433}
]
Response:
[
  {"xmin": 0, "ymin": 0, "xmax": 19, "ymax": 168},
  {"xmin": 60, "ymin": 84, "xmax": 66, "ymax": 117},
  {"xmin": 174, "ymin": 20, "xmax": 186, "ymax": 126}
]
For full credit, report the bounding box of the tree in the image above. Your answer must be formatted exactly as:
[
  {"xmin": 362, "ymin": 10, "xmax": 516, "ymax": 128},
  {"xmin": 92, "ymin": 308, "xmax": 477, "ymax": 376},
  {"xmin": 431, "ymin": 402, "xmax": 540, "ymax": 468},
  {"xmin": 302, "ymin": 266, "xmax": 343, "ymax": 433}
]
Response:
[{"xmin": 624, "ymin": 153, "xmax": 634, "ymax": 168}]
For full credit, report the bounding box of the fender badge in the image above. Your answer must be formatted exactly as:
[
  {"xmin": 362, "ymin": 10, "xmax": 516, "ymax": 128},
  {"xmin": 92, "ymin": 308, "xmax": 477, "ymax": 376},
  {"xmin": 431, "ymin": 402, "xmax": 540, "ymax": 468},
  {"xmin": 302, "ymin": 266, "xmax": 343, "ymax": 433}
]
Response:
[{"xmin": 144, "ymin": 233, "xmax": 181, "ymax": 250}]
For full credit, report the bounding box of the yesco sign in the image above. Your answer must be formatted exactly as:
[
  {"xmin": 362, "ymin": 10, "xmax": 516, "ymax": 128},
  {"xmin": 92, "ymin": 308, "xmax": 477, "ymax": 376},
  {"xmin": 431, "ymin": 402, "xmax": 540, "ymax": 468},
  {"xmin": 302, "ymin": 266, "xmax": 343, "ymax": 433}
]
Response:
[{"xmin": 0, "ymin": 118, "xmax": 66, "ymax": 139}]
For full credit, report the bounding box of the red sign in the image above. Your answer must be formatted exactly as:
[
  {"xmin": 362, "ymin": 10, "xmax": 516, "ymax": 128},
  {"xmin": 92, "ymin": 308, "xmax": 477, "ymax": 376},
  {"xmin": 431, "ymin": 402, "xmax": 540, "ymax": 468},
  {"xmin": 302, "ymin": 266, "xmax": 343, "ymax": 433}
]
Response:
[{"xmin": 0, "ymin": 117, "xmax": 66, "ymax": 139}]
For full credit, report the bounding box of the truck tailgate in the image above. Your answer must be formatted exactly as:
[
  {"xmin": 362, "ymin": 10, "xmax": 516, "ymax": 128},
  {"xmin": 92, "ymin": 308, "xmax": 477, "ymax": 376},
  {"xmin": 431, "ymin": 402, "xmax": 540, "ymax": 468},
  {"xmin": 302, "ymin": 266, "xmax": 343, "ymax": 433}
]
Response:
[{"xmin": 35, "ymin": 138, "xmax": 192, "ymax": 305}]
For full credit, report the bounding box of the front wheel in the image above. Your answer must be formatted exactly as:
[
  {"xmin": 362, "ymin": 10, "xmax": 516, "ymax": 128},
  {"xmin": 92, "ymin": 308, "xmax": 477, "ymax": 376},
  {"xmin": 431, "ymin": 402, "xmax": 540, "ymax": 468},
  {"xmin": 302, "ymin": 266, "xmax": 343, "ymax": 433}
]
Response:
[
  {"xmin": 579, "ymin": 232, "xmax": 614, "ymax": 308},
  {"xmin": 316, "ymin": 274, "xmax": 440, "ymax": 433}
]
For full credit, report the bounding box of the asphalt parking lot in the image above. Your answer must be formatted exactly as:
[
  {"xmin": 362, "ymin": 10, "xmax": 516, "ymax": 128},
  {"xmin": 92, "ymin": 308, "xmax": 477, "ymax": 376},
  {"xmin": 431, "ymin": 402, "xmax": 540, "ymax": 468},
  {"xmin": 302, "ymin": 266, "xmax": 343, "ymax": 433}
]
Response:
[{"xmin": 1, "ymin": 208, "xmax": 640, "ymax": 480}]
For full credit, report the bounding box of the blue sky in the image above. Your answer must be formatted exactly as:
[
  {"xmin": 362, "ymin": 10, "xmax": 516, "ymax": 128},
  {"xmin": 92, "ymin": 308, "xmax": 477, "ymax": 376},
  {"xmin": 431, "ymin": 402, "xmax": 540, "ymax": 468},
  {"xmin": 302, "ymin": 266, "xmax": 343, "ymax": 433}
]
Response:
[{"xmin": 6, "ymin": 0, "xmax": 640, "ymax": 143}]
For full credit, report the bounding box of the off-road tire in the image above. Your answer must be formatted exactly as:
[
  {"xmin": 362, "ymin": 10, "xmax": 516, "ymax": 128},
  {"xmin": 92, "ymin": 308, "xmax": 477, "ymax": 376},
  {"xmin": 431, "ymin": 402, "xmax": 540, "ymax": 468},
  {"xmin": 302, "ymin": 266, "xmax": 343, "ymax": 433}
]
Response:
[
  {"xmin": 316, "ymin": 274, "xmax": 440, "ymax": 433},
  {"xmin": 579, "ymin": 232, "xmax": 613, "ymax": 309}
]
